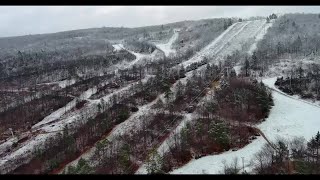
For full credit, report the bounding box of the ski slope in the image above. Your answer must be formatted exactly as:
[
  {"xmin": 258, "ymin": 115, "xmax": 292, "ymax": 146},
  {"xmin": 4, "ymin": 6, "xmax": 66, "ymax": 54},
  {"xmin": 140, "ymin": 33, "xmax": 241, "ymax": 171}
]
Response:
[
  {"xmin": 60, "ymin": 69, "xmax": 199, "ymax": 173},
  {"xmin": 32, "ymin": 86, "xmax": 97, "ymax": 129},
  {"xmin": 0, "ymin": 77, "xmax": 149, "ymax": 174},
  {"xmin": 155, "ymin": 30, "xmax": 179, "ymax": 57},
  {"xmin": 112, "ymin": 43, "xmax": 162, "ymax": 69},
  {"xmin": 59, "ymin": 92, "xmax": 162, "ymax": 172},
  {"xmin": 137, "ymin": 19, "xmax": 270, "ymax": 174},
  {"xmin": 0, "ymin": 39, "xmax": 157, "ymax": 174},
  {"xmin": 170, "ymin": 77, "xmax": 320, "ymax": 174},
  {"xmin": 0, "ymin": 19, "xmax": 286, "ymax": 175},
  {"xmin": 248, "ymin": 20, "xmax": 274, "ymax": 55},
  {"xmin": 178, "ymin": 20, "xmax": 267, "ymax": 69}
]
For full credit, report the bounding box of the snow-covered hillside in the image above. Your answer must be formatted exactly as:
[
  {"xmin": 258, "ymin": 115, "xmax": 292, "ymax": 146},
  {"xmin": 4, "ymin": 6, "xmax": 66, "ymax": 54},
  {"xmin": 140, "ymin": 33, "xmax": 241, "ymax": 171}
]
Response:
[
  {"xmin": 136, "ymin": 19, "xmax": 270, "ymax": 174},
  {"xmin": 154, "ymin": 29, "xmax": 179, "ymax": 57},
  {"xmin": 2, "ymin": 13, "xmax": 319, "ymax": 175},
  {"xmin": 177, "ymin": 20, "xmax": 268, "ymax": 69},
  {"xmin": 170, "ymin": 77, "xmax": 320, "ymax": 174}
]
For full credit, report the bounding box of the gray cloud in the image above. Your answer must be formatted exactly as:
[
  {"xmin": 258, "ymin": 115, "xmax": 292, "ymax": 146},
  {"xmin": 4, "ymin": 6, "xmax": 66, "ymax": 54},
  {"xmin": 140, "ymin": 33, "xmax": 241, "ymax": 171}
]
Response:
[{"xmin": 0, "ymin": 6, "xmax": 319, "ymax": 37}]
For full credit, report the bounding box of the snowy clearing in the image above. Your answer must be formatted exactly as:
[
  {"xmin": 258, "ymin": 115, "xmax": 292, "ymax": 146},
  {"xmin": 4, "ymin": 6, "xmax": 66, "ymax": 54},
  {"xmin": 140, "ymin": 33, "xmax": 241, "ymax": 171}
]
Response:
[
  {"xmin": 36, "ymin": 79, "xmax": 76, "ymax": 89},
  {"xmin": 58, "ymin": 79, "xmax": 76, "ymax": 88},
  {"xmin": 155, "ymin": 30, "xmax": 179, "ymax": 57},
  {"xmin": 233, "ymin": 65, "xmax": 242, "ymax": 76},
  {"xmin": 112, "ymin": 43, "xmax": 162, "ymax": 69},
  {"xmin": 112, "ymin": 44, "xmax": 124, "ymax": 51}
]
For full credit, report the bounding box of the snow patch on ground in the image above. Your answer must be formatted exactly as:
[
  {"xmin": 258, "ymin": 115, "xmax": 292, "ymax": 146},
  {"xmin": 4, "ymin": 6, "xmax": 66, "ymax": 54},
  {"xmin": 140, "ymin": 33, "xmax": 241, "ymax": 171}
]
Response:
[
  {"xmin": 36, "ymin": 79, "xmax": 76, "ymax": 90},
  {"xmin": 233, "ymin": 65, "xmax": 242, "ymax": 76},
  {"xmin": 112, "ymin": 44, "xmax": 124, "ymax": 51},
  {"xmin": 0, "ymin": 134, "xmax": 50, "ymax": 174},
  {"xmin": 58, "ymin": 79, "xmax": 76, "ymax": 88},
  {"xmin": 0, "ymin": 138, "xmax": 16, "ymax": 157}
]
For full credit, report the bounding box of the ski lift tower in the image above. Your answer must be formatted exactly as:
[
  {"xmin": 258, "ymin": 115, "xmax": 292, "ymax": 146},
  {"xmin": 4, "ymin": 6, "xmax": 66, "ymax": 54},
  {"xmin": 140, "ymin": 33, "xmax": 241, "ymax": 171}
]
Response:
[{"xmin": 8, "ymin": 128, "xmax": 14, "ymax": 139}]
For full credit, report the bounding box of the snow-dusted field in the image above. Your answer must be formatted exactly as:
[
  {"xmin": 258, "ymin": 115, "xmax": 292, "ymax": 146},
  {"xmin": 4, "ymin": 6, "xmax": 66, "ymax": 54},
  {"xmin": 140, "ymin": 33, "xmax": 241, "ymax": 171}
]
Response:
[{"xmin": 170, "ymin": 77, "xmax": 320, "ymax": 174}]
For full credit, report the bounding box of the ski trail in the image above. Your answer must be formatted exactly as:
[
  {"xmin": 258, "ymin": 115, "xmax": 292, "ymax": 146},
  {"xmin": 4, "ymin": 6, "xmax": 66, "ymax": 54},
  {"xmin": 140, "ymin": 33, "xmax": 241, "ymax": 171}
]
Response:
[
  {"xmin": 58, "ymin": 94, "xmax": 162, "ymax": 173},
  {"xmin": 155, "ymin": 30, "xmax": 179, "ymax": 57},
  {"xmin": 248, "ymin": 20, "xmax": 273, "ymax": 55},
  {"xmin": 178, "ymin": 22, "xmax": 243, "ymax": 68},
  {"xmin": 32, "ymin": 87, "xmax": 97, "ymax": 129},
  {"xmin": 0, "ymin": 78, "xmax": 147, "ymax": 174}
]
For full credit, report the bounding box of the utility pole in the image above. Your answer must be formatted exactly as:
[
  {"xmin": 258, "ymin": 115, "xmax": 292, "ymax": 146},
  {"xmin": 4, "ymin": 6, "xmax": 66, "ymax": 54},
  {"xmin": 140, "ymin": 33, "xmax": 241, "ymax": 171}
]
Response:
[
  {"xmin": 225, "ymin": 67, "xmax": 230, "ymax": 78},
  {"xmin": 287, "ymin": 149, "xmax": 290, "ymax": 173},
  {"xmin": 241, "ymin": 157, "xmax": 245, "ymax": 173}
]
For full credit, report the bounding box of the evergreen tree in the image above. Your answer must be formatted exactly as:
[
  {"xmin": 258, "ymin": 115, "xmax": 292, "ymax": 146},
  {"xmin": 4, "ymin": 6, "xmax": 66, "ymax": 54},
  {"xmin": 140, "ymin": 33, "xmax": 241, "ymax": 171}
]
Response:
[
  {"xmin": 119, "ymin": 143, "xmax": 131, "ymax": 173},
  {"xmin": 245, "ymin": 57, "xmax": 250, "ymax": 77},
  {"xmin": 208, "ymin": 121, "xmax": 230, "ymax": 150},
  {"xmin": 277, "ymin": 42, "xmax": 283, "ymax": 55},
  {"xmin": 315, "ymin": 131, "xmax": 320, "ymax": 162},
  {"xmin": 275, "ymin": 140, "xmax": 288, "ymax": 164},
  {"xmin": 66, "ymin": 158, "xmax": 94, "ymax": 174},
  {"xmin": 180, "ymin": 127, "xmax": 190, "ymax": 149},
  {"xmin": 179, "ymin": 65, "xmax": 186, "ymax": 78},
  {"xmin": 251, "ymin": 51, "xmax": 258, "ymax": 70},
  {"xmin": 224, "ymin": 20, "xmax": 228, "ymax": 30},
  {"xmin": 228, "ymin": 18, "xmax": 232, "ymax": 27},
  {"xmin": 230, "ymin": 68, "xmax": 237, "ymax": 78},
  {"xmin": 146, "ymin": 149, "xmax": 164, "ymax": 174},
  {"xmin": 294, "ymin": 36, "xmax": 302, "ymax": 53},
  {"xmin": 175, "ymin": 81, "xmax": 184, "ymax": 101}
]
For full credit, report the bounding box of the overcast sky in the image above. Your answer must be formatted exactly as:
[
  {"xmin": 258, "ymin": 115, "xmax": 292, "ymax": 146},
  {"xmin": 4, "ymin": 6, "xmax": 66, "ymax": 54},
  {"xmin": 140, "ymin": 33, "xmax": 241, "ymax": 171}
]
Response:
[{"xmin": 0, "ymin": 6, "xmax": 320, "ymax": 37}]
